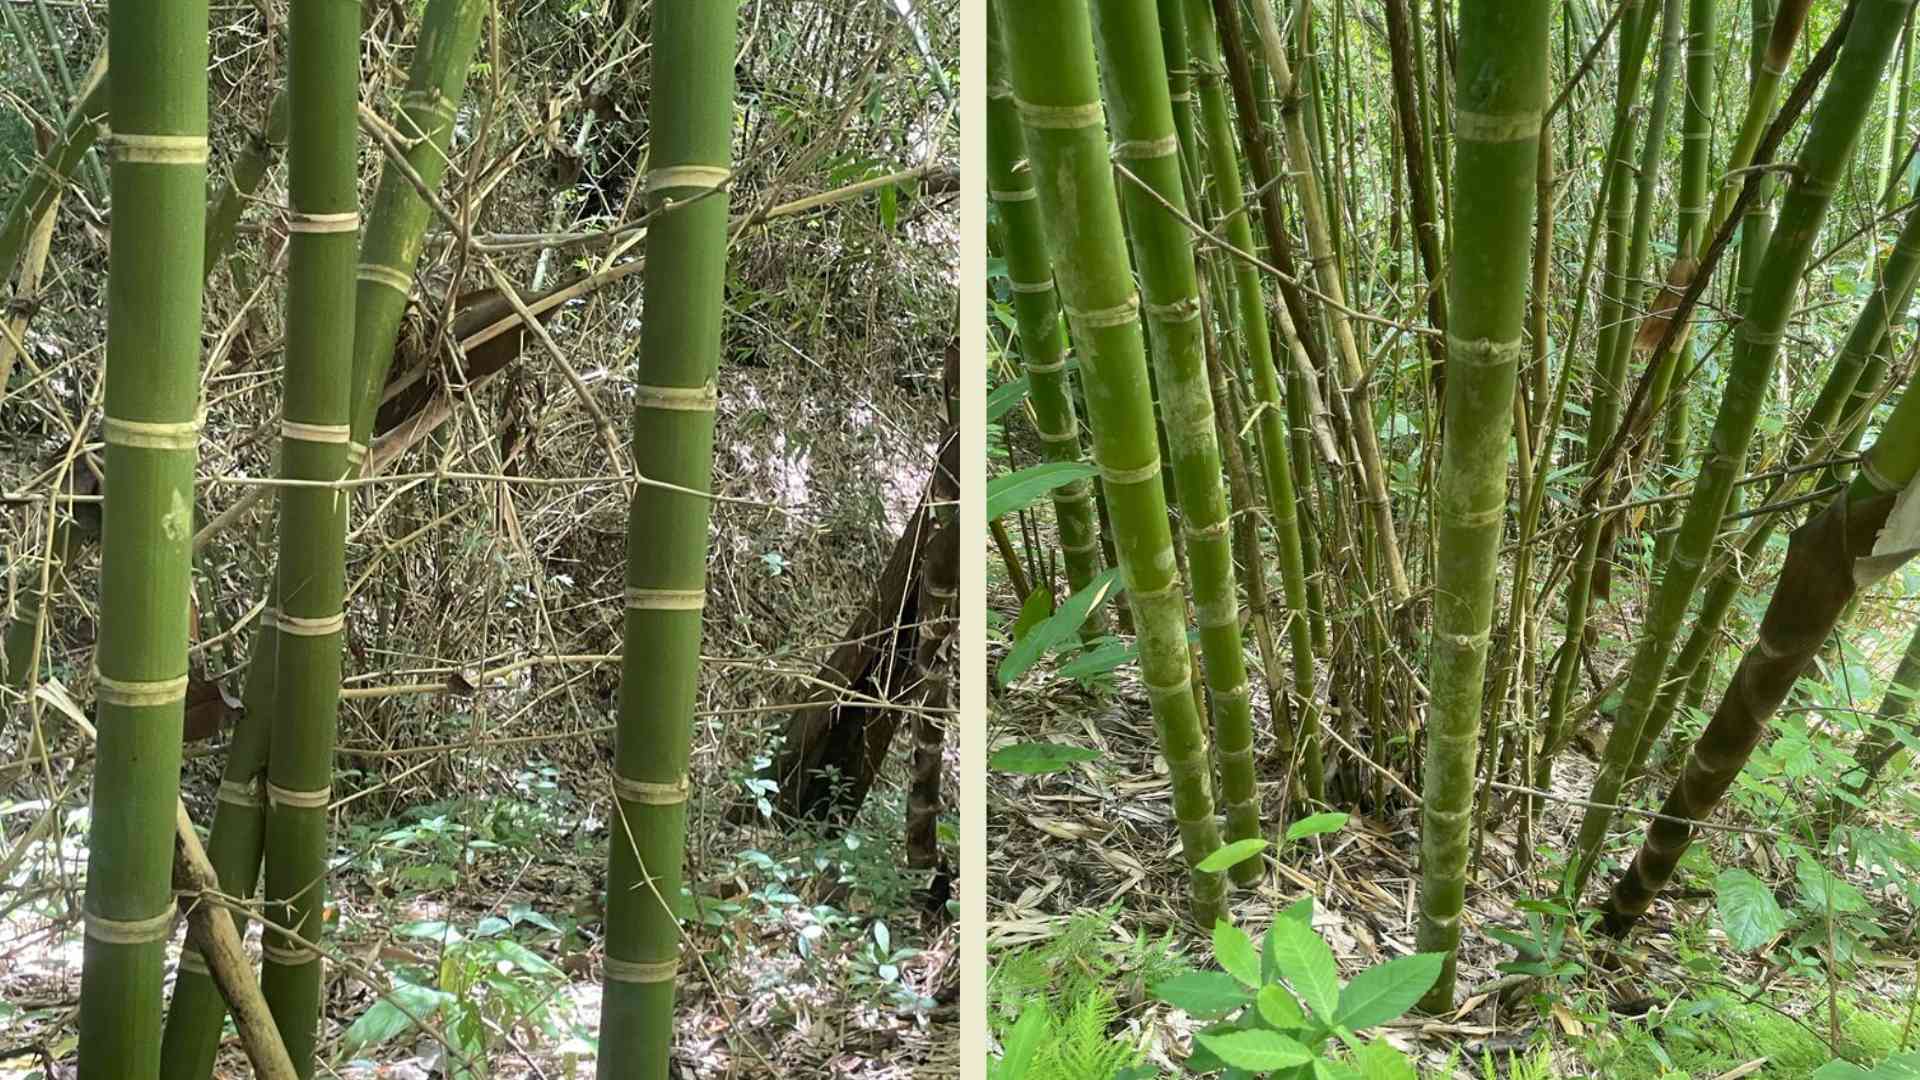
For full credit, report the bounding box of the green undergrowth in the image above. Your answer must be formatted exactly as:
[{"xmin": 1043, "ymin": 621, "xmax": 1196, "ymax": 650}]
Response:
[{"xmin": 1571, "ymin": 988, "xmax": 1909, "ymax": 1078}]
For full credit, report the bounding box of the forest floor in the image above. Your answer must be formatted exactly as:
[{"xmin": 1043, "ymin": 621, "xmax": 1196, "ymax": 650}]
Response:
[{"xmin": 985, "ymin": 628, "xmax": 1920, "ymax": 1078}]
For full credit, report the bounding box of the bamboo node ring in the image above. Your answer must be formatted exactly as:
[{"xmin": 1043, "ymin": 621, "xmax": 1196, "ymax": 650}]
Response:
[
  {"xmin": 1066, "ymin": 295, "xmax": 1140, "ymax": 329},
  {"xmin": 604, "ymin": 955, "xmax": 679, "ymax": 984},
  {"xmin": 357, "ymin": 263, "xmax": 413, "ymax": 295},
  {"xmin": 1111, "ymin": 134, "xmax": 1180, "ymax": 160},
  {"xmin": 647, "ymin": 165, "xmax": 731, "ymax": 193},
  {"xmin": 1007, "ymin": 278, "xmax": 1054, "ymax": 294},
  {"xmin": 633, "ymin": 380, "xmax": 718, "ymax": 412},
  {"xmin": 266, "ymin": 782, "xmax": 333, "ymax": 809},
  {"xmin": 85, "ymin": 907, "xmax": 176, "ymax": 944},
  {"xmin": 218, "ymin": 778, "xmax": 264, "ymax": 808},
  {"xmin": 264, "ymin": 943, "xmax": 319, "ymax": 967},
  {"xmin": 276, "ymin": 611, "xmax": 346, "ymax": 637},
  {"xmin": 104, "ymin": 412, "xmax": 205, "ymax": 451},
  {"xmin": 94, "ymin": 670, "xmax": 189, "ymax": 708},
  {"xmin": 611, "ymin": 772, "xmax": 690, "ymax": 805},
  {"xmin": 1013, "ymin": 98, "xmax": 1104, "ymax": 129},
  {"xmin": 624, "ymin": 586, "xmax": 707, "ymax": 611},
  {"xmin": 106, "ymin": 133, "xmax": 209, "ymax": 165},
  {"xmin": 281, "ymin": 419, "xmax": 352, "ymax": 444},
  {"xmin": 990, "ymin": 187, "xmax": 1038, "ymax": 203},
  {"xmin": 286, "ymin": 210, "xmax": 360, "ymax": 234},
  {"xmin": 1098, "ymin": 457, "xmax": 1162, "ymax": 486}
]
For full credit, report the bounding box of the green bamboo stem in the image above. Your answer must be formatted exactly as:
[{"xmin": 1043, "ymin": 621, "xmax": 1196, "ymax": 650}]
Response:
[
  {"xmin": 0, "ymin": 49, "xmax": 104, "ymax": 288},
  {"xmin": 1537, "ymin": 0, "xmax": 1657, "ymax": 779},
  {"xmin": 1184, "ymin": 0, "xmax": 1321, "ymax": 805},
  {"xmin": 596, "ymin": 1, "xmax": 734, "ymax": 1072},
  {"xmin": 1095, "ymin": 0, "xmax": 1261, "ymax": 880},
  {"xmin": 204, "ymin": 92, "xmax": 290, "ymax": 280},
  {"xmin": 1568, "ymin": 0, "xmax": 1913, "ymax": 900},
  {"xmin": 985, "ymin": 11, "xmax": 1107, "ymax": 620},
  {"xmin": 73, "ymin": 0, "xmax": 207, "ymax": 1071},
  {"xmin": 345, "ymin": 0, "xmax": 488, "ymax": 461},
  {"xmin": 1839, "ymin": 619, "xmax": 1920, "ymax": 809},
  {"xmin": 1413, "ymin": 0, "xmax": 1546, "ymax": 1013},
  {"xmin": 1628, "ymin": 200, "xmax": 1920, "ymax": 778},
  {"xmin": 1608, "ymin": 370, "xmax": 1920, "ymax": 930},
  {"xmin": 1246, "ymin": 1, "xmax": 1410, "ymax": 604},
  {"xmin": 257, "ymin": 0, "xmax": 360, "ymax": 1069},
  {"xmin": 997, "ymin": 0, "xmax": 1226, "ymax": 925}
]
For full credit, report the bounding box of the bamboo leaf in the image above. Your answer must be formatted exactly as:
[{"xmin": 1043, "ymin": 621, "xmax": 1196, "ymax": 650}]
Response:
[
  {"xmin": 1284, "ymin": 812, "xmax": 1349, "ymax": 844},
  {"xmin": 987, "ymin": 461, "xmax": 1097, "ymax": 521},
  {"xmin": 987, "ymin": 375, "xmax": 1031, "ymax": 423},
  {"xmin": 996, "ymin": 568, "xmax": 1121, "ymax": 685},
  {"xmin": 1197, "ymin": 838, "xmax": 1268, "ymax": 874},
  {"xmin": 987, "ymin": 741, "xmax": 1100, "ymax": 774}
]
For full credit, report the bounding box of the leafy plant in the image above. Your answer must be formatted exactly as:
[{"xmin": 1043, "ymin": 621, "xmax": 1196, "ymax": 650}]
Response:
[{"xmin": 1149, "ymin": 898, "xmax": 1440, "ymax": 1078}]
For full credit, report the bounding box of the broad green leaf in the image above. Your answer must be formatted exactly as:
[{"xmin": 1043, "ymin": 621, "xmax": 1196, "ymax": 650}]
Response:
[
  {"xmin": 993, "ymin": 1007, "xmax": 1047, "ymax": 1080},
  {"xmin": 1011, "ymin": 585, "xmax": 1054, "ymax": 643},
  {"xmin": 988, "ymin": 461, "xmax": 1097, "ymax": 521},
  {"xmin": 1265, "ymin": 897, "xmax": 1315, "ymax": 982},
  {"xmin": 342, "ymin": 983, "xmax": 456, "ymax": 1051},
  {"xmin": 1285, "ymin": 812, "xmax": 1350, "ymax": 844},
  {"xmin": 1213, "ymin": 920, "xmax": 1262, "ymax": 988},
  {"xmin": 494, "ymin": 940, "xmax": 560, "ymax": 976},
  {"xmin": 1198, "ymin": 838, "xmax": 1269, "ymax": 874},
  {"xmin": 1314, "ymin": 1060, "xmax": 1366, "ymax": 1080},
  {"xmin": 1811, "ymin": 1063, "xmax": 1874, "ymax": 1080},
  {"xmin": 987, "ymin": 377, "xmax": 1031, "ymax": 423},
  {"xmin": 1333, "ymin": 953, "xmax": 1445, "ymax": 1029},
  {"xmin": 1150, "ymin": 970, "xmax": 1254, "ymax": 1018},
  {"xmin": 987, "ymin": 741, "xmax": 1101, "ymax": 774},
  {"xmin": 1795, "ymin": 858, "xmax": 1868, "ymax": 915},
  {"xmin": 997, "ymin": 568, "xmax": 1122, "ymax": 685},
  {"xmin": 1715, "ymin": 868, "xmax": 1788, "ymax": 951},
  {"xmin": 1256, "ymin": 984, "xmax": 1306, "ymax": 1029},
  {"xmin": 1056, "ymin": 638, "xmax": 1136, "ymax": 682},
  {"xmin": 1194, "ymin": 1029, "xmax": 1314, "ymax": 1071},
  {"xmin": 1267, "ymin": 916, "xmax": 1340, "ymax": 1022}
]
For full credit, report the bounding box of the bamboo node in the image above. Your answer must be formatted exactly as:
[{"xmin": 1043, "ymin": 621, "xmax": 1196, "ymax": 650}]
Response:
[
  {"xmin": 1060, "ymin": 538, "xmax": 1101, "ymax": 553},
  {"xmin": 1739, "ymin": 322, "xmax": 1784, "ymax": 347},
  {"xmin": 94, "ymin": 670, "xmax": 189, "ymax": 708},
  {"xmin": 990, "ymin": 187, "xmax": 1038, "ymax": 203},
  {"xmin": 1444, "ymin": 335, "xmax": 1523, "ymax": 368},
  {"xmin": 1143, "ymin": 297, "xmax": 1201, "ymax": 323},
  {"xmin": 1066, "ymin": 295, "xmax": 1140, "ymax": 329},
  {"xmin": 986, "ymin": 81, "xmax": 1014, "ymax": 101},
  {"xmin": 400, "ymin": 88, "xmax": 457, "ymax": 125},
  {"xmin": 1145, "ymin": 674, "xmax": 1193, "ymax": 703},
  {"xmin": 927, "ymin": 584, "xmax": 957, "ymax": 601},
  {"xmin": 85, "ymin": 907, "xmax": 176, "ymax": 944},
  {"xmin": 276, "ymin": 611, "xmax": 346, "ymax": 637},
  {"xmin": 1098, "ymin": 457, "xmax": 1162, "ymax": 486},
  {"xmin": 633, "ymin": 380, "xmax": 719, "ymax": 413},
  {"xmin": 1007, "ymin": 278, "xmax": 1054, "ymax": 295},
  {"xmin": 266, "ymin": 782, "xmax": 333, "ymax": 809},
  {"xmin": 1860, "ymin": 457, "xmax": 1901, "ymax": 493},
  {"xmin": 611, "ymin": 771, "xmax": 690, "ymax": 805},
  {"xmin": 623, "ymin": 586, "xmax": 707, "ymax": 611},
  {"xmin": 264, "ymin": 943, "xmax": 319, "ymax": 967},
  {"xmin": 1453, "ymin": 109, "xmax": 1542, "ymax": 144},
  {"xmin": 1448, "ymin": 503, "xmax": 1508, "ymax": 529},
  {"xmin": 104, "ymin": 412, "xmax": 205, "ymax": 451},
  {"xmin": 281, "ymin": 419, "xmax": 353, "ymax": 444},
  {"xmin": 604, "ymin": 954, "xmax": 680, "ymax": 984},
  {"xmin": 218, "ymin": 778, "xmax": 263, "ymax": 808},
  {"xmin": 1111, "ymin": 134, "xmax": 1180, "ymax": 160},
  {"xmin": 1013, "ymin": 98, "xmax": 1104, "ymax": 130},
  {"xmin": 647, "ymin": 165, "xmax": 731, "ymax": 193},
  {"xmin": 1182, "ymin": 517, "xmax": 1230, "ymax": 541},
  {"xmin": 358, "ymin": 263, "xmax": 413, "ymax": 295},
  {"xmin": 106, "ymin": 133, "xmax": 209, "ymax": 165},
  {"xmin": 286, "ymin": 210, "xmax": 360, "ymax": 234},
  {"xmin": 1035, "ymin": 425, "xmax": 1079, "ymax": 444}
]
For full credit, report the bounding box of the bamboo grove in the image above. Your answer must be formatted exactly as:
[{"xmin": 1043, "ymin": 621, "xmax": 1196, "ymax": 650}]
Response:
[
  {"xmin": 988, "ymin": 0, "xmax": 1920, "ymax": 1008},
  {"xmin": 4, "ymin": 0, "xmax": 959, "ymax": 1072}
]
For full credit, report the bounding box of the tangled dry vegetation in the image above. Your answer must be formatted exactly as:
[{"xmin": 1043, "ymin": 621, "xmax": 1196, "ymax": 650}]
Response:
[{"xmin": 1, "ymin": 0, "xmax": 958, "ymax": 1075}]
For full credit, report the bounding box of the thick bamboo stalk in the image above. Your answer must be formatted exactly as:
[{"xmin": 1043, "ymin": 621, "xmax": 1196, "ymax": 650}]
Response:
[
  {"xmin": 1413, "ymin": 0, "xmax": 1546, "ymax": 1012},
  {"xmin": 1569, "ymin": 0, "xmax": 1914, "ymax": 899},
  {"xmin": 595, "ymin": 1, "xmax": 734, "ymax": 1073},
  {"xmin": 997, "ymin": 0, "xmax": 1226, "ymax": 925},
  {"xmin": 1096, "ymin": 0, "xmax": 1262, "ymax": 879},
  {"xmin": 345, "ymin": 0, "xmax": 488, "ymax": 462},
  {"xmin": 73, "ymin": 0, "xmax": 207, "ymax": 1072},
  {"xmin": 985, "ymin": 10, "xmax": 1107, "ymax": 618},
  {"xmin": 257, "ymin": 0, "xmax": 360, "ymax": 1069},
  {"xmin": 1184, "ymin": 0, "xmax": 1321, "ymax": 804},
  {"xmin": 906, "ymin": 368, "xmax": 958, "ymax": 868},
  {"xmin": 1608, "ymin": 377, "xmax": 1920, "ymax": 928}
]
